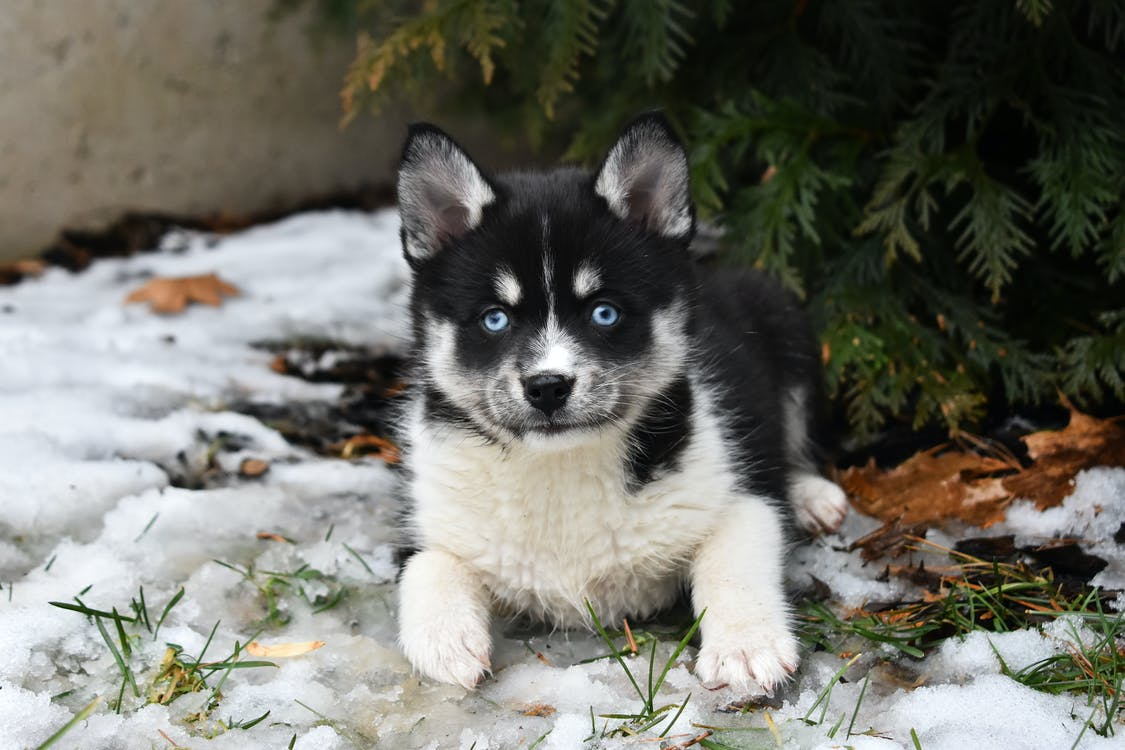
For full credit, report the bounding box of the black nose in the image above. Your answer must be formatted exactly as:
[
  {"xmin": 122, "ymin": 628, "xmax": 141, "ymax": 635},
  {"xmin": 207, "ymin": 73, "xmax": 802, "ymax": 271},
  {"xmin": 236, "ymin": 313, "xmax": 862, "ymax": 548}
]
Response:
[{"xmin": 522, "ymin": 373, "xmax": 575, "ymax": 415}]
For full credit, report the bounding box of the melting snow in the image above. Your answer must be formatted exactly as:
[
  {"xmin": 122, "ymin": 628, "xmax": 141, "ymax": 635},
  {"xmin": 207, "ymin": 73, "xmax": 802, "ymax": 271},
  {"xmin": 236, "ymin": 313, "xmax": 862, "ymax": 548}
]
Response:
[{"xmin": 0, "ymin": 209, "xmax": 1122, "ymax": 748}]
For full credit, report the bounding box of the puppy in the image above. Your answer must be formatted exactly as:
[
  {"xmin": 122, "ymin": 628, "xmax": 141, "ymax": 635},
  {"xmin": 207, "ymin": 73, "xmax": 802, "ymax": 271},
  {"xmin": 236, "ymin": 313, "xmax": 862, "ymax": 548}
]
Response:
[{"xmin": 393, "ymin": 114, "xmax": 847, "ymax": 692}]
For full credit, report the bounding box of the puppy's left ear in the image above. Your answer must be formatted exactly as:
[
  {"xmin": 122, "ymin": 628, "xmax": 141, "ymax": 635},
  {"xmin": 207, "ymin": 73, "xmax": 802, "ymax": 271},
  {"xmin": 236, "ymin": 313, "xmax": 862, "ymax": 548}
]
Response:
[{"xmin": 594, "ymin": 113, "xmax": 694, "ymax": 241}]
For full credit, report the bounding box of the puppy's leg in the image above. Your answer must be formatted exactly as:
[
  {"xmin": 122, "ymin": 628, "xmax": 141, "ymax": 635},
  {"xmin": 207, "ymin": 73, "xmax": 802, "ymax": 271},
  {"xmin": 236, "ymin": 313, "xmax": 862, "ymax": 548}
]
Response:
[
  {"xmin": 398, "ymin": 548, "xmax": 492, "ymax": 688},
  {"xmin": 790, "ymin": 473, "xmax": 848, "ymax": 535},
  {"xmin": 781, "ymin": 386, "xmax": 848, "ymax": 535},
  {"xmin": 691, "ymin": 497, "xmax": 798, "ymax": 693}
]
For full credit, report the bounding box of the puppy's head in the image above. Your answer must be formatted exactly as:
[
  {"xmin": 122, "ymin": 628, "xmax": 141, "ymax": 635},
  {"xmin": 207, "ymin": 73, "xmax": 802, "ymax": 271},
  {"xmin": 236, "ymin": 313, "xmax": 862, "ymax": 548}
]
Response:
[{"xmin": 399, "ymin": 114, "xmax": 696, "ymax": 449}]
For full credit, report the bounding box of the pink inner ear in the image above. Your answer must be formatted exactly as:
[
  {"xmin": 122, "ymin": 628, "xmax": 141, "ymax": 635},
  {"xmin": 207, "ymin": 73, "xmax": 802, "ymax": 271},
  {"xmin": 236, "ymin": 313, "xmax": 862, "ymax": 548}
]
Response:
[
  {"xmin": 439, "ymin": 203, "xmax": 471, "ymax": 238},
  {"xmin": 625, "ymin": 189, "xmax": 654, "ymax": 226}
]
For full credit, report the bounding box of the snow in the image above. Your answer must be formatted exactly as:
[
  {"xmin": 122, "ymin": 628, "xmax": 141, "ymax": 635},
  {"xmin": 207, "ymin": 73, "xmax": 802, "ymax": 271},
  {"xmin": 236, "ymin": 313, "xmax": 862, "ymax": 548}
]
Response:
[{"xmin": 1, "ymin": 208, "xmax": 1122, "ymax": 749}]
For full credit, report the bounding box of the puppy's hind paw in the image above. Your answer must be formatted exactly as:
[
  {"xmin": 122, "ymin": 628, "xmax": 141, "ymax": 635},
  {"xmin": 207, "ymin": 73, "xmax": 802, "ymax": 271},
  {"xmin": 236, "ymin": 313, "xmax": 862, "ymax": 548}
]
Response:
[
  {"xmin": 791, "ymin": 474, "xmax": 848, "ymax": 535},
  {"xmin": 694, "ymin": 628, "xmax": 799, "ymax": 695}
]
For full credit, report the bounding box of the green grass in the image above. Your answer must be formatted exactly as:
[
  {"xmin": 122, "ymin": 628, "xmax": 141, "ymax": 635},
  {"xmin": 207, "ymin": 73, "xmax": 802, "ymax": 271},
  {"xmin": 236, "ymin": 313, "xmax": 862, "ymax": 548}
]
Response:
[
  {"xmin": 33, "ymin": 696, "xmax": 102, "ymax": 750},
  {"xmin": 212, "ymin": 558, "xmax": 347, "ymax": 626},
  {"xmin": 584, "ymin": 600, "xmax": 703, "ymax": 740},
  {"xmin": 800, "ymin": 539, "xmax": 1115, "ymax": 658},
  {"xmin": 994, "ymin": 605, "xmax": 1124, "ymax": 737},
  {"xmin": 49, "ymin": 586, "xmax": 277, "ymax": 732},
  {"xmin": 799, "ymin": 537, "xmax": 1124, "ymax": 737}
]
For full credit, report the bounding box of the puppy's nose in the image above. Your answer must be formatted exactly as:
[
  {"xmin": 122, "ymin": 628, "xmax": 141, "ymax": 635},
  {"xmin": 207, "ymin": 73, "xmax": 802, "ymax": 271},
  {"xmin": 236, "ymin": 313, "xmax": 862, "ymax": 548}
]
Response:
[{"xmin": 522, "ymin": 373, "xmax": 575, "ymax": 415}]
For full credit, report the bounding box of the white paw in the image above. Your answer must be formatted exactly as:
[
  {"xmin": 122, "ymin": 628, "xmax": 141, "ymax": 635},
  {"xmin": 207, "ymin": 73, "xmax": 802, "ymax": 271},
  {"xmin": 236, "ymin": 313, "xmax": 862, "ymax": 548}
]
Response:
[
  {"xmin": 791, "ymin": 474, "xmax": 848, "ymax": 534},
  {"xmin": 399, "ymin": 613, "xmax": 492, "ymax": 689},
  {"xmin": 397, "ymin": 550, "xmax": 492, "ymax": 689},
  {"xmin": 694, "ymin": 622, "xmax": 799, "ymax": 694}
]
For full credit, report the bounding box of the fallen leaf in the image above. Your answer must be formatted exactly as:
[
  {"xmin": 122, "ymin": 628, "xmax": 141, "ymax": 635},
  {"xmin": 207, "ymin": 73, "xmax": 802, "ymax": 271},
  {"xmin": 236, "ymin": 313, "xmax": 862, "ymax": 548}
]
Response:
[
  {"xmin": 840, "ymin": 445, "xmax": 1016, "ymax": 529},
  {"xmin": 245, "ymin": 640, "xmax": 325, "ymax": 658},
  {"xmin": 843, "ymin": 402, "xmax": 1124, "ymax": 559},
  {"xmin": 335, "ymin": 434, "xmax": 401, "ymax": 463},
  {"xmin": 124, "ymin": 272, "xmax": 239, "ymax": 314},
  {"xmin": 522, "ymin": 704, "xmax": 556, "ymax": 717},
  {"xmin": 256, "ymin": 531, "xmax": 293, "ymax": 544},
  {"xmin": 239, "ymin": 458, "xmax": 270, "ymax": 477},
  {"xmin": 1002, "ymin": 403, "xmax": 1125, "ymax": 508},
  {"xmin": 0, "ymin": 259, "xmax": 45, "ymax": 285}
]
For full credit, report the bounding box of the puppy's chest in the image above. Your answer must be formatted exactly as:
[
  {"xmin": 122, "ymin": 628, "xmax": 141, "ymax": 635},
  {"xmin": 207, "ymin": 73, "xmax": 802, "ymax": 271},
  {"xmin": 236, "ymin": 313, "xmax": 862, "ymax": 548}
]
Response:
[{"xmin": 408, "ymin": 432, "xmax": 724, "ymax": 620}]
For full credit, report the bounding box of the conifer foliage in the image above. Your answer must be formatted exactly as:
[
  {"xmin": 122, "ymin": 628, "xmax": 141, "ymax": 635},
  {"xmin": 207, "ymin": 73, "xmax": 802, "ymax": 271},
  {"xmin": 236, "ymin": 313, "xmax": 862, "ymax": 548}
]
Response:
[{"xmin": 297, "ymin": 0, "xmax": 1125, "ymax": 442}]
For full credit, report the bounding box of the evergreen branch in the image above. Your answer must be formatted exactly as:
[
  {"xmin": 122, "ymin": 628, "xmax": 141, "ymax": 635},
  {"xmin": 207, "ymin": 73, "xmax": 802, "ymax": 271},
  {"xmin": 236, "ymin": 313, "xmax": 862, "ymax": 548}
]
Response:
[
  {"xmin": 618, "ymin": 0, "xmax": 696, "ymax": 86},
  {"xmin": 1015, "ymin": 0, "xmax": 1054, "ymax": 27},
  {"xmin": 1060, "ymin": 310, "xmax": 1125, "ymax": 403},
  {"xmin": 340, "ymin": 0, "xmax": 516, "ymax": 118},
  {"xmin": 947, "ymin": 164, "xmax": 1034, "ymax": 300},
  {"xmin": 536, "ymin": 0, "xmax": 610, "ymax": 119}
]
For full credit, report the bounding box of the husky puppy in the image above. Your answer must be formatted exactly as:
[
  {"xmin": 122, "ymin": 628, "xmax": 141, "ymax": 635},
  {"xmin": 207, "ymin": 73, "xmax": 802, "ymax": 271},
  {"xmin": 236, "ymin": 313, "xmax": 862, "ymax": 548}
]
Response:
[{"xmin": 394, "ymin": 114, "xmax": 847, "ymax": 693}]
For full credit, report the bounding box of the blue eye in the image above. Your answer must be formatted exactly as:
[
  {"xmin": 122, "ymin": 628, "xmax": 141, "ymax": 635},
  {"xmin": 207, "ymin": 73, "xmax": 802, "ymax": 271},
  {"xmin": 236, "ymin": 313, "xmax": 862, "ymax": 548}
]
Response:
[
  {"xmin": 481, "ymin": 308, "xmax": 510, "ymax": 333},
  {"xmin": 590, "ymin": 302, "xmax": 621, "ymax": 327}
]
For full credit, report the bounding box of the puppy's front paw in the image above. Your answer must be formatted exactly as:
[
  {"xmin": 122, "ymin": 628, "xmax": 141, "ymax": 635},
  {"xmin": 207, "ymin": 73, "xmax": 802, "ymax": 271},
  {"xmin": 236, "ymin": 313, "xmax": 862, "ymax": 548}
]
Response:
[
  {"xmin": 399, "ymin": 614, "xmax": 492, "ymax": 689},
  {"xmin": 791, "ymin": 474, "xmax": 848, "ymax": 535},
  {"xmin": 398, "ymin": 549, "xmax": 492, "ymax": 689},
  {"xmin": 694, "ymin": 623, "xmax": 799, "ymax": 694}
]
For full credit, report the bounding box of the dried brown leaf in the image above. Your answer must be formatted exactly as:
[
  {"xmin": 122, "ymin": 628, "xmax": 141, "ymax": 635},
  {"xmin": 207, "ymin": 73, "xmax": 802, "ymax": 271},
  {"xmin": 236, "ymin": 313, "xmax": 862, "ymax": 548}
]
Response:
[
  {"xmin": 1002, "ymin": 405, "xmax": 1125, "ymax": 508},
  {"xmin": 843, "ymin": 403, "xmax": 1124, "ymax": 560},
  {"xmin": 840, "ymin": 446, "xmax": 1015, "ymax": 529},
  {"xmin": 522, "ymin": 703, "xmax": 556, "ymax": 717},
  {"xmin": 124, "ymin": 273, "xmax": 239, "ymax": 314},
  {"xmin": 335, "ymin": 434, "xmax": 401, "ymax": 464},
  {"xmin": 245, "ymin": 640, "xmax": 325, "ymax": 658}
]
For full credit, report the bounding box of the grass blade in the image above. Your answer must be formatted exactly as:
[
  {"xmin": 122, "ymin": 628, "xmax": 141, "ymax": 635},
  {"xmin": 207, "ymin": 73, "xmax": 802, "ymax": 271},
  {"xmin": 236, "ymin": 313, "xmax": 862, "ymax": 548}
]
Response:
[
  {"xmin": 803, "ymin": 653, "xmax": 860, "ymax": 723},
  {"xmin": 585, "ymin": 600, "xmax": 648, "ymax": 709},
  {"xmin": 154, "ymin": 587, "xmax": 184, "ymax": 640},
  {"xmin": 659, "ymin": 692, "xmax": 692, "ymax": 737},
  {"xmin": 48, "ymin": 601, "xmax": 136, "ymax": 623},
  {"xmin": 846, "ymin": 673, "xmax": 870, "ymax": 738},
  {"xmin": 111, "ymin": 608, "xmax": 131, "ymax": 659},
  {"xmin": 651, "ymin": 609, "xmax": 705, "ymax": 701},
  {"xmin": 196, "ymin": 620, "xmax": 220, "ymax": 664},
  {"xmin": 94, "ymin": 615, "xmax": 138, "ymax": 699},
  {"xmin": 343, "ymin": 543, "xmax": 375, "ymax": 576},
  {"xmin": 34, "ymin": 696, "xmax": 102, "ymax": 750}
]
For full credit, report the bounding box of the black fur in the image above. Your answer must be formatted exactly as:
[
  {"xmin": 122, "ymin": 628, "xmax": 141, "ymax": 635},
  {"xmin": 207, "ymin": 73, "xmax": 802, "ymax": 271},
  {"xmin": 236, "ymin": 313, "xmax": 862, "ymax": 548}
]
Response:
[{"xmin": 398, "ymin": 113, "xmax": 827, "ymax": 523}]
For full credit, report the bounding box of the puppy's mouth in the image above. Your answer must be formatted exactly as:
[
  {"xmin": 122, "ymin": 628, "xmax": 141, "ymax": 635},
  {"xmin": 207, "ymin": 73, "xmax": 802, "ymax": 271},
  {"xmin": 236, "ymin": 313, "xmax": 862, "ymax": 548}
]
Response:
[{"xmin": 526, "ymin": 421, "xmax": 582, "ymax": 436}]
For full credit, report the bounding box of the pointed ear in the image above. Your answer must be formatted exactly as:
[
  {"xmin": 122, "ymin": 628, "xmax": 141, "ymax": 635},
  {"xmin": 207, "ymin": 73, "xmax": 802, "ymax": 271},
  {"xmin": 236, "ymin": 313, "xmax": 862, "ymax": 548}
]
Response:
[
  {"xmin": 397, "ymin": 124, "xmax": 496, "ymax": 262},
  {"xmin": 593, "ymin": 113, "xmax": 694, "ymax": 241}
]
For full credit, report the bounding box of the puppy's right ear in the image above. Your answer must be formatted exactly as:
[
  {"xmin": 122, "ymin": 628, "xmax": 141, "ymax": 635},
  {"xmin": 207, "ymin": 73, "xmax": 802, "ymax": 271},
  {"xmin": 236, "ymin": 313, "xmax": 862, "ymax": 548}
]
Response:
[{"xmin": 397, "ymin": 124, "xmax": 496, "ymax": 263}]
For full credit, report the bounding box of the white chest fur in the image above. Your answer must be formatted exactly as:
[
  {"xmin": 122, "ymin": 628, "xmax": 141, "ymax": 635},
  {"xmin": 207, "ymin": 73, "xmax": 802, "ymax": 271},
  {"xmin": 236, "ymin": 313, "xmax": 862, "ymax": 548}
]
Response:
[{"xmin": 403, "ymin": 396, "xmax": 738, "ymax": 626}]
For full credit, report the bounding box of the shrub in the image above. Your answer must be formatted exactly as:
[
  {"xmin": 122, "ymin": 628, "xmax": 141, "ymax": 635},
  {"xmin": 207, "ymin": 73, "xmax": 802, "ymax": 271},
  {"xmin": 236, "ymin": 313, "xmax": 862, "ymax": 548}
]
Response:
[{"xmin": 288, "ymin": 0, "xmax": 1125, "ymax": 443}]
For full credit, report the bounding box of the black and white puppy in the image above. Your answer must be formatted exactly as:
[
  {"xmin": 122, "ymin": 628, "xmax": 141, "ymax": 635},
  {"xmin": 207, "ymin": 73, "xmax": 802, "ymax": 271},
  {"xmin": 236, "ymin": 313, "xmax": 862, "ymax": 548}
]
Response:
[{"xmin": 394, "ymin": 114, "xmax": 847, "ymax": 693}]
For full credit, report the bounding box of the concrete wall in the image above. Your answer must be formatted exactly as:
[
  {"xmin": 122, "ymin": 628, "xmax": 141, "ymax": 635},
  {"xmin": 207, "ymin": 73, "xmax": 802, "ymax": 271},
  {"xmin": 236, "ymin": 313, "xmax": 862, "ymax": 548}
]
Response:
[{"xmin": 0, "ymin": 1, "xmax": 416, "ymax": 261}]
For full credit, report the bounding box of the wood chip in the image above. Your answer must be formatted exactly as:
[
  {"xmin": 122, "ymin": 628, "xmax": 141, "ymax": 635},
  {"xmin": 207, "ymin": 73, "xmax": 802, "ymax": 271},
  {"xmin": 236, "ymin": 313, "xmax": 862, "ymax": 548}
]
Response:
[
  {"xmin": 124, "ymin": 272, "xmax": 239, "ymax": 314},
  {"xmin": 245, "ymin": 640, "xmax": 325, "ymax": 658}
]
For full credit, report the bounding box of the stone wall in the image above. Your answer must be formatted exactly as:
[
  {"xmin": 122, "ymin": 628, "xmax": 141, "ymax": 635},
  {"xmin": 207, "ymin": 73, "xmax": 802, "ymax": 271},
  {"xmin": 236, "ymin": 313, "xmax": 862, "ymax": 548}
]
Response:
[{"xmin": 0, "ymin": 1, "xmax": 414, "ymax": 261}]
